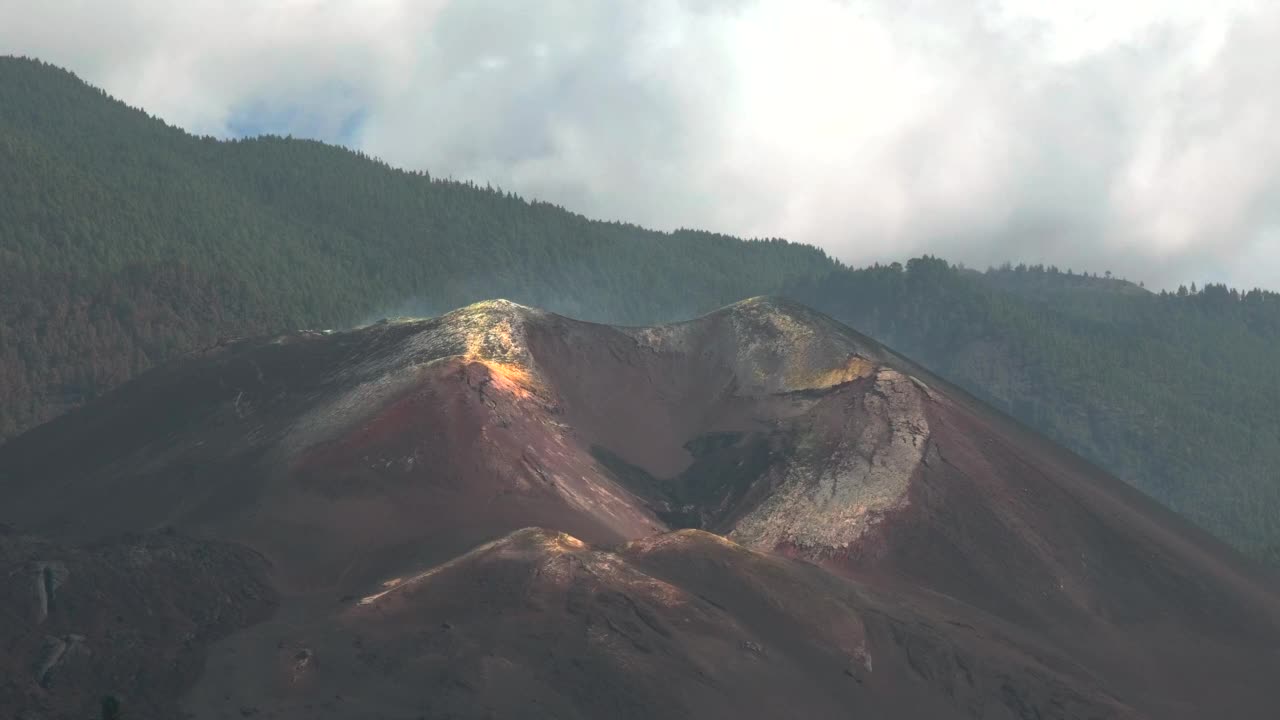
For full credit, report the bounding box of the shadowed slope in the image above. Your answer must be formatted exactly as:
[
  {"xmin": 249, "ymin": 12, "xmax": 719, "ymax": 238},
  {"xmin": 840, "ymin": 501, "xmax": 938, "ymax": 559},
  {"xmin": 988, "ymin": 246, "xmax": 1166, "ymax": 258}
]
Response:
[{"xmin": 0, "ymin": 529, "xmax": 276, "ymax": 719}]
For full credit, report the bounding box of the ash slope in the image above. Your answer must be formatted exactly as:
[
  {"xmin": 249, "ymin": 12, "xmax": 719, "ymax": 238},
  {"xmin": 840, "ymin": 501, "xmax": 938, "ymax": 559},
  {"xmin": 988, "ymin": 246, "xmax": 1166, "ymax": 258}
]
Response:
[
  {"xmin": 0, "ymin": 297, "xmax": 1277, "ymax": 719},
  {"xmin": 187, "ymin": 528, "xmax": 1132, "ymax": 720}
]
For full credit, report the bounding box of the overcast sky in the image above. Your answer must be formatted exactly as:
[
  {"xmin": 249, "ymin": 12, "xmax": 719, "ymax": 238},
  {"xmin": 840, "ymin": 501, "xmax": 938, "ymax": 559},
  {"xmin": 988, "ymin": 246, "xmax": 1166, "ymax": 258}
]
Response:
[{"xmin": 4, "ymin": 0, "xmax": 1278, "ymax": 289}]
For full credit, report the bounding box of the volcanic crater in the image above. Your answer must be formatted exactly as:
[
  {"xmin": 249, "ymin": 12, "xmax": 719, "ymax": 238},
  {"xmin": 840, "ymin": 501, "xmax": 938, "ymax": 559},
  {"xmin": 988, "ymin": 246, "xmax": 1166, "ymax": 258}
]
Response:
[{"xmin": 1, "ymin": 297, "xmax": 1277, "ymax": 719}]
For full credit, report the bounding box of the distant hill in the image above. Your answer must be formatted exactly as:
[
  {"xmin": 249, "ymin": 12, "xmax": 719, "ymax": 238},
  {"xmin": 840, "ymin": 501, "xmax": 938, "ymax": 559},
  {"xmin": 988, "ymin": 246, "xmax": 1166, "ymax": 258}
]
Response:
[{"xmin": 2, "ymin": 56, "xmax": 1279, "ymax": 565}]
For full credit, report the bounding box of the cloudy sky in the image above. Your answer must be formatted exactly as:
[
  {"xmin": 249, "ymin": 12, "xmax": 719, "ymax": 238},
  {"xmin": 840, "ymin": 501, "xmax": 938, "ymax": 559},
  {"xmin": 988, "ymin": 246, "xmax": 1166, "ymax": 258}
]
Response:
[{"xmin": 4, "ymin": 0, "xmax": 1278, "ymax": 289}]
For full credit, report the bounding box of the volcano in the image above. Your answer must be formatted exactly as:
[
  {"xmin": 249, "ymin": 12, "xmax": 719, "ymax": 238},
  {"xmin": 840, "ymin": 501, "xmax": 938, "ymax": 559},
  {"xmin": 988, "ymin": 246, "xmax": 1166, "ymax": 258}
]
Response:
[{"xmin": 1, "ymin": 297, "xmax": 1277, "ymax": 719}]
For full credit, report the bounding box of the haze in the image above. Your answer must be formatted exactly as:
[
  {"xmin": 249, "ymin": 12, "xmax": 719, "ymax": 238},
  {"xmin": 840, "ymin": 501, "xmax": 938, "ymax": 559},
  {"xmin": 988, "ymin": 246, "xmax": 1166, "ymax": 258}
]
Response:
[{"xmin": 3, "ymin": 0, "xmax": 1277, "ymax": 289}]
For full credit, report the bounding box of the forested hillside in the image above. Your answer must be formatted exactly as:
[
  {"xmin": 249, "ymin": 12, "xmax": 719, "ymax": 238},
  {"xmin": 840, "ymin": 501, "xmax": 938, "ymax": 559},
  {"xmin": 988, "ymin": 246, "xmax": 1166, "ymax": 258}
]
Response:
[
  {"xmin": 0, "ymin": 57, "xmax": 837, "ymax": 437},
  {"xmin": 2, "ymin": 57, "xmax": 1278, "ymax": 565}
]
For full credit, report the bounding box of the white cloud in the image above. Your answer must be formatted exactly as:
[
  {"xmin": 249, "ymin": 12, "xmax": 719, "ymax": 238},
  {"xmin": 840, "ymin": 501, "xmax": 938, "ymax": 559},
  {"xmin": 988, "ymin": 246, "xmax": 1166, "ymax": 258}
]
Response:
[{"xmin": 2, "ymin": 0, "xmax": 1278, "ymax": 288}]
